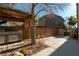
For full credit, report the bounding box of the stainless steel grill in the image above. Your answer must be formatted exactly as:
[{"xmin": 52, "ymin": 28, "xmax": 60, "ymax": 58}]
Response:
[{"xmin": 0, "ymin": 31, "xmax": 22, "ymax": 45}]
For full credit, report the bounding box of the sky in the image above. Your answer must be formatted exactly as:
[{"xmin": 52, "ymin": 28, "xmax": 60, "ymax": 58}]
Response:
[
  {"xmin": 57, "ymin": 3, "xmax": 76, "ymax": 18},
  {"xmin": 15, "ymin": 3, "xmax": 76, "ymax": 19}
]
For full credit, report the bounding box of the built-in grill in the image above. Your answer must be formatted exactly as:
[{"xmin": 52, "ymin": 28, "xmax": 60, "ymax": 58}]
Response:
[
  {"xmin": 0, "ymin": 31, "xmax": 22, "ymax": 45},
  {"xmin": 0, "ymin": 21, "xmax": 22, "ymax": 45}
]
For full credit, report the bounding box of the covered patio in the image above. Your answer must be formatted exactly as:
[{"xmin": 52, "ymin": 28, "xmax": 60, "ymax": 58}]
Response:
[{"xmin": 0, "ymin": 6, "xmax": 33, "ymax": 52}]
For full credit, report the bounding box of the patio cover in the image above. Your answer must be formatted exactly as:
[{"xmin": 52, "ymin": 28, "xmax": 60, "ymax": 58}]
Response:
[
  {"xmin": 0, "ymin": 7, "xmax": 32, "ymax": 39},
  {"xmin": 0, "ymin": 7, "xmax": 32, "ymax": 22}
]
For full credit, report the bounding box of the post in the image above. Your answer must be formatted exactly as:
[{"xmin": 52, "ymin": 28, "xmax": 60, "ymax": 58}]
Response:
[{"xmin": 77, "ymin": 3, "xmax": 79, "ymax": 40}]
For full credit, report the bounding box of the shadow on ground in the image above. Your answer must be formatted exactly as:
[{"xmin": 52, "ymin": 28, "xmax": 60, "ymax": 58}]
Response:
[
  {"xmin": 49, "ymin": 37, "xmax": 79, "ymax": 56},
  {"xmin": 53, "ymin": 35, "xmax": 65, "ymax": 38}
]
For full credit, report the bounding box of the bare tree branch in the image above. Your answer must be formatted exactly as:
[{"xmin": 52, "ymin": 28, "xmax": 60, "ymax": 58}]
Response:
[{"xmin": 34, "ymin": 8, "xmax": 47, "ymax": 18}]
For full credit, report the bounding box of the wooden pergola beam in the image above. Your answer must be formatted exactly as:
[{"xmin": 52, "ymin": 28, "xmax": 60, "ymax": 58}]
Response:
[
  {"xmin": 0, "ymin": 17, "xmax": 23, "ymax": 22},
  {"xmin": 0, "ymin": 15, "xmax": 32, "ymax": 22}
]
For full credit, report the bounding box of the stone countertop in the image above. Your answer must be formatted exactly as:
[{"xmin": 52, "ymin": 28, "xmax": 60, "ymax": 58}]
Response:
[{"xmin": 0, "ymin": 31, "xmax": 22, "ymax": 35}]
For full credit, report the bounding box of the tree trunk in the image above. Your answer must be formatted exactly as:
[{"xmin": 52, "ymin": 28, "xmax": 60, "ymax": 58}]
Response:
[
  {"xmin": 31, "ymin": 17, "xmax": 36, "ymax": 45},
  {"xmin": 31, "ymin": 3, "xmax": 36, "ymax": 45}
]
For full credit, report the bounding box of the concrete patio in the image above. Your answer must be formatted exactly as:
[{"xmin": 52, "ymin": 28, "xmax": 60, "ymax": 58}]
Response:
[{"xmin": 33, "ymin": 36, "xmax": 79, "ymax": 56}]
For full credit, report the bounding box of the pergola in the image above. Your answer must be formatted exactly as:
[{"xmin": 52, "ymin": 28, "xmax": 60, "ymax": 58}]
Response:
[{"xmin": 0, "ymin": 7, "xmax": 32, "ymax": 39}]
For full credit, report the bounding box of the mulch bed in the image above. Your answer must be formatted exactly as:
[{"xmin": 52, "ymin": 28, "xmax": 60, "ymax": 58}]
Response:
[{"xmin": 0, "ymin": 42, "xmax": 48, "ymax": 56}]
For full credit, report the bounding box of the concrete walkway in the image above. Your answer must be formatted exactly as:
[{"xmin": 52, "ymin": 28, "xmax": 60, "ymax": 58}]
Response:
[{"xmin": 33, "ymin": 36, "xmax": 79, "ymax": 56}]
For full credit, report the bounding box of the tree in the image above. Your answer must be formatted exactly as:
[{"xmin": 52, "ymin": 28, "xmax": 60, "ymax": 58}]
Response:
[
  {"xmin": 68, "ymin": 16, "xmax": 77, "ymax": 28},
  {"xmin": 0, "ymin": 3, "xmax": 70, "ymax": 45},
  {"xmin": 27, "ymin": 3, "xmax": 69, "ymax": 45}
]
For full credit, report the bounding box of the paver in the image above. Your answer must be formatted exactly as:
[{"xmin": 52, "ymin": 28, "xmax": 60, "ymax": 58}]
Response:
[
  {"xmin": 32, "ymin": 36, "xmax": 69, "ymax": 56},
  {"xmin": 33, "ymin": 47, "xmax": 55, "ymax": 56}
]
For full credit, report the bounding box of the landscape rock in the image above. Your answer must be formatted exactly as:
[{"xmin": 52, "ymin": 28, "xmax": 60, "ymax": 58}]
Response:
[{"xmin": 12, "ymin": 51, "xmax": 24, "ymax": 56}]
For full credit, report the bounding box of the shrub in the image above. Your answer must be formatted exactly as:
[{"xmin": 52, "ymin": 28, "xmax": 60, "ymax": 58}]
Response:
[{"xmin": 19, "ymin": 47, "xmax": 28, "ymax": 55}]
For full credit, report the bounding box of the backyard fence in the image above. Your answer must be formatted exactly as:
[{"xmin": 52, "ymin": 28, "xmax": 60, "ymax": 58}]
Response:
[{"xmin": 36, "ymin": 26, "xmax": 58, "ymax": 38}]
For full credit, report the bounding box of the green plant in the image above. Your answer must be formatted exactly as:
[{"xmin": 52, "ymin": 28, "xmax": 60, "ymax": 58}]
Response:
[
  {"xmin": 68, "ymin": 16, "xmax": 77, "ymax": 27},
  {"xmin": 19, "ymin": 47, "xmax": 28, "ymax": 55}
]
